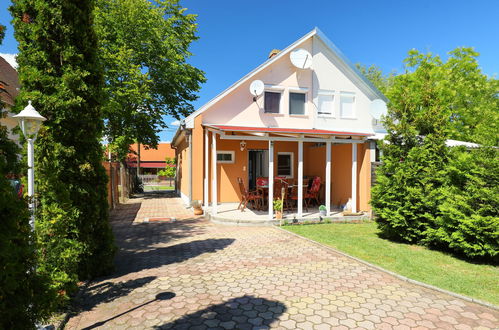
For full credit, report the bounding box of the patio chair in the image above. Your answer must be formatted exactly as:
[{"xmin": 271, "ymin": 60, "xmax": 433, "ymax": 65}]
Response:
[
  {"xmin": 256, "ymin": 177, "xmax": 269, "ymax": 188},
  {"xmin": 273, "ymin": 178, "xmax": 288, "ymax": 200},
  {"xmin": 256, "ymin": 177, "xmax": 269, "ymax": 208},
  {"xmin": 237, "ymin": 177, "xmax": 262, "ymax": 212},
  {"xmin": 305, "ymin": 176, "xmax": 321, "ymax": 207},
  {"xmin": 286, "ymin": 181, "xmax": 309, "ymax": 212}
]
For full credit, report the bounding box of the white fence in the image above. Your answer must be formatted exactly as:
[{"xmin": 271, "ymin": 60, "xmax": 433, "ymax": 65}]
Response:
[{"xmin": 139, "ymin": 174, "xmax": 175, "ymax": 187}]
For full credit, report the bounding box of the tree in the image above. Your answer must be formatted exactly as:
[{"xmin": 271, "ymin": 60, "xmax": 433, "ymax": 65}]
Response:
[
  {"xmin": 94, "ymin": 0, "xmax": 206, "ymax": 161},
  {"xmin": 10, "ymin": 0, "xmax": 116, "ymax": 304},
  {"xmin": 425, "ymin": 146, "xmax": 499, "ymax": 261},
  {"xmin": 355, "ymin": 63, "xmax": 394, "ymax": 95},
  {"xmin": 0, "ymin": 24, "xmax": 53, "ymax": 328},
  {"xmin": 371, "ymin": 48, "xmax": 499, "ymax": 260},
  {"xmin": 371, "ymin": 50, "xmax": 450, "ymax": 242},
  {"xmin": 158, "ymin": 157, "xmax": 176, "ymax": 178}
]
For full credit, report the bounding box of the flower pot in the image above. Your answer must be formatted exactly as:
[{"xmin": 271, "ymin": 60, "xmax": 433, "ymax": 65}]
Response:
[
  {"xmin": 193, "ymin": 207, "xmax": 203, "ymax": 215},
  {"xmin": 275, "ymin": 211, "xmax": 283, "ymax": 219},
  {"xmin": 319, "ymin": 210, "xmax": 327, "ymax": 216}
]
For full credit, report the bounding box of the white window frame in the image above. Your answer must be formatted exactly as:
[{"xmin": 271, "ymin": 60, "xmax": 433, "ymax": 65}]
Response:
[
  {"xmin": 340, "ymin": 92, "xmax": 356, "ymax": 119},
  {"xmin": 277, "ymin": 152, "xmax": 294, "ymax": 178},
  {"xmin": 263, "ymin": 85, "xmax": 285, "ymax": 115},
  {"xmin": 216, "ymin": 150, "xmax": 235, "ymax": 164},
  {"xmin": 288, "ymin": 87, "xmax": 308, "ymax": 116},
  {"xmin": 317, "ymin": 90, "xmax": 335, "ymax": 118}
]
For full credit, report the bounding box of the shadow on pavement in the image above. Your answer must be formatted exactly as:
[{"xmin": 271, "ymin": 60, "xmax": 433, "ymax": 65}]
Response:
[
  {"xmin": 81, "ymin": 291, "xmax": 175, "ymax": 330},
  {"xmin": 154, "ymin": 295, "xmax": 287, "ymax": 330},
  {"xmin": 116, "ymin": 238, "xmax": 235, "ymax": 275},
  {"xmin": 73, "ymin": 276, "xmax": 157, "ymax": 313}
]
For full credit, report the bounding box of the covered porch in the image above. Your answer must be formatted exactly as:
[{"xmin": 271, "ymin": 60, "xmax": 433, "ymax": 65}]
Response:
[{"xmin": 202, "ymin": 125, "xmax": 373, "ymax": 221}]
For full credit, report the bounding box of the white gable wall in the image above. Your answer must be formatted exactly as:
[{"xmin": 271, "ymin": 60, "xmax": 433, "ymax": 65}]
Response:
[
  {"xmin": 201, "ymin": 34, "xmax": 376, "ymax": 135},
  {"xmin": 203, "ymin": 38, "xmax": 315, "ymax": 128},
  {"xmin": 312, "ymin": 36, "xmax": 374, "ymax": 134}
]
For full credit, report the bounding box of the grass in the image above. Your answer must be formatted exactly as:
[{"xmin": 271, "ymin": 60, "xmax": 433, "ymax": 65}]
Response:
[
  {"xmin": 143, "ymin": 185, "xmax": 174, "ymax": 191},
  {"xmin": 284, "ymin": 222, "xmax": 499, "ymax": 306}
]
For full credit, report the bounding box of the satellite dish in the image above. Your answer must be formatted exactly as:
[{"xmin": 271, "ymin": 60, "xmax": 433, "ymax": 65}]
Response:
[
  {"xmin": 290, "ymin": 48, "xmax": 313, "ymax": 69},
  {"xmin": 249, "ymin": 80, "xmax": 264, "ymax": 100},
  {"xmin": 370, "ymin": 99, "xmax": 387, "ymax": 120}
]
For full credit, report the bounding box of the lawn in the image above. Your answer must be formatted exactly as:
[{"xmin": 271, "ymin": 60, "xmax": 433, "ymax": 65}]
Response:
[
  {"xmin": 143, "ymin": 185, "xmax": 174, "ymax": 191},
  {"xmin": 284, "ymin": 222, "xmax": 499, "ymax": 306}
]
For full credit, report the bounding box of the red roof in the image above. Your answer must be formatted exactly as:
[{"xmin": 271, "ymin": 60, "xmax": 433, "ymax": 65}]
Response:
[{"xmin": 207, "ymin": 125, "xmax": 372, "ymax": 136}]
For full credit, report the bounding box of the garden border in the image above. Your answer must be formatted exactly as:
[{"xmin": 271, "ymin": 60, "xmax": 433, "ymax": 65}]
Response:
[{"xmin": 275, "ymin": 225, "xmax": 499, "ymax": 311}]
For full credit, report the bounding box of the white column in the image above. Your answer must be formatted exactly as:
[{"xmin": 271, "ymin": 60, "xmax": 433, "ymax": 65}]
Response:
[
  {"xmin": 204, "ymin": 130, "xmax": 209, "ymax": 208},
  {"xmin": 351, "ymin": 143, "xmax": 357, "ymax": 213},
  {"xmin": 325, "ymin": 141, "xmax": 331, "ymax": 216},
  {"xmin": 298, "ymin": 140, "xmax": 303, "ymax": 217},
  {"xmin": 27, "ymin": 138, "xmax": 35, "ymax": 230},
  {"xmin": 268, "ymin": 140, "xmax": 274, "ymax": 219},
  {"xmin": 212, "ymin": 133, "xmax": 218, "ymax": 215}
]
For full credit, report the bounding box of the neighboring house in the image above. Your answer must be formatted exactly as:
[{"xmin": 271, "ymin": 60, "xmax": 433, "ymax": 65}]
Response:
[
  {"xmin": 0, "ymin": 55, "xmax": 20, "ymax": 144},
  {"xmin": 171, "ymin": 28, "xmax": 388, "ymax": 219},
  {"xmin": 127, "ymin": 142, "xmax": 175, "ymax": 175}
]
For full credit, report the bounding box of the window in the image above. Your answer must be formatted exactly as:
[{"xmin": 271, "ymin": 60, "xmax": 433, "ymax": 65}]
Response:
[
  {"xmin": 216, "ymin": 151, "xmax": 235, "ymax": 164},
  {"xmin": 277, "ymin": 152, "xmax": 293, "ymax": 177},
  {"xmin": 340, "ymin": 93, "xmax": 355, "ymax": 118},
  {"xmin": 264, "ymin": 91, "xmax": 281, "ymax": 113},
  {"xmin": 289, "ymin": 92, "xmax": 306, "ymax": 115},
  {"xmin": 318, "ymin": 92, "xmax": 334, "ymax": 116}
]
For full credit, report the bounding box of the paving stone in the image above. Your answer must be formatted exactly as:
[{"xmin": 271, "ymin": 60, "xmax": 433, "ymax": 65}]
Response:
[{"xmin": 64, "ymin": 193, "xmax": 499, "ymax": 330}]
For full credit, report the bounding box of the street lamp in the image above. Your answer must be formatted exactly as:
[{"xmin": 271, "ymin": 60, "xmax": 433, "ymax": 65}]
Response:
[{"xmin": 13, "ymin": 100, "xmax": 46, "ymax": 230}]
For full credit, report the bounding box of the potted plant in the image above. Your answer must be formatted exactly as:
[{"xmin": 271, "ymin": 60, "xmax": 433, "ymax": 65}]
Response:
[
  {"xmin": 273, "ymin": 198, "xmax": 283, "ymax": 219},
  {"xmin": 191, "ymin": 200, "xmax": 203, "ymax": 215},
  {"xmin": 319, "ymin": 205, "xmax": 327, "ymax": 216}
]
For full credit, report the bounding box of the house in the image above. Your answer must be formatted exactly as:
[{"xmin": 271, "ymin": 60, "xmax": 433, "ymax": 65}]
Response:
[
  {"xmin": 0, "ymin": 55, "xmax": 21, "ymax": 144},
  {"xmin": 171, "ymin": 28, "xmax": 387, "ymax": 220},
  {"xmin": 126, "ymin": 142, "xmax": 175, "ymax": 175}
]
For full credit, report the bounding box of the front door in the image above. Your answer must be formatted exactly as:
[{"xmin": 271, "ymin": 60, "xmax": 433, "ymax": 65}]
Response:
[{"xmin": 248, "ymin": 150, "xmax": 268, "ymax": 190}]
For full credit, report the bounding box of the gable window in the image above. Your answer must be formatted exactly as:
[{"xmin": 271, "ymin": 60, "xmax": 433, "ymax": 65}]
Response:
[
  {"xmin": 340, "ymin": 92, "xmax": 355, "ymax": 119},
  {"xmin": 264, "ymin": 91, "xmax": 281, "ymax": 113},
  {"xmin": 317, "ymin": 91, "xmax": 334, "ymax": 117},
  {"xmin": 277, "ymin": 152, "xmax": 293, "ymax": 178},
  {"xmin": 217, "ymin": 151, "xmax": 235, "ymax": 164},
  {"xmin": 289, "ymin": 92, "xmax": 306, "ymax": 115}
]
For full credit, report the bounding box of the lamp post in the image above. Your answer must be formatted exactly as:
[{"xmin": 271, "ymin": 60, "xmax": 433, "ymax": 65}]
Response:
[{"xmin": 13, "ymin": 101, "xmax": 46, "ymax": 230}]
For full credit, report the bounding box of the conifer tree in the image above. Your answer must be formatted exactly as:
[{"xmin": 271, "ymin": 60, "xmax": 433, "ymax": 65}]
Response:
[
  {"xmin": 0, "ymin": 24, "xmax": 53, "ymax": 328},
  {"xmin": 10, "ymin": 0, "xmax": 116, "ymax": 300}
]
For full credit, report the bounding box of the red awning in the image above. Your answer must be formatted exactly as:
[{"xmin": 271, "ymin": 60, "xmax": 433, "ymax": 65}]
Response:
[
  {"xmin": 127, "ymin": 162, "xmax": 166, "ymax": 168},
  {"xmin": 206, "ymin": 125, "xmax": 372, "ymax": 136}
]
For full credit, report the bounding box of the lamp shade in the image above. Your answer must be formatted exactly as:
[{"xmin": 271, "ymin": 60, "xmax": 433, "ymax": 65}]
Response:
[{"xmin": 13, "ymin": 101, "xmax": 46, "ymax": 138}]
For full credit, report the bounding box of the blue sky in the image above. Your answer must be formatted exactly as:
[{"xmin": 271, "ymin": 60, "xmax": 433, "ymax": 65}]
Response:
[{"xmin": 1, "ymin": 0, "xmax": 498, "ymax": 142}]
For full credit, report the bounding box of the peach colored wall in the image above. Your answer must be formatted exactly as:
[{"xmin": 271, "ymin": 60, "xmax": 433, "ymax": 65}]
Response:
[
  {"xmin": 303, "ymin": 143, "xmax": 331, "ymax": 202},
  {"xmin": 358, "ymin": 142, "xmax": 371, "ymax": 212},
  {"xmin": 330, "ymin": 144, "xmax": 351, "ymax": 208},
  {"xmin": 187, "ymin": 128, "xmax": 372, "ymax": 209},
  {"xmin": 206, "ymin": 137, "xmax": 301, "ymax": 203}
]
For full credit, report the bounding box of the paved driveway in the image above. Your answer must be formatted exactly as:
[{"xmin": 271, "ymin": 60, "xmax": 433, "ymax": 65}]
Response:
[{"xmin": 66, "ymin": 194, "xmax": 498, "ymax": 329}]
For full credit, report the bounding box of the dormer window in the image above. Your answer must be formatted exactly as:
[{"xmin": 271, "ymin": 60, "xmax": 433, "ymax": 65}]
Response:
[
  {"xmin": 340, "ymin": 92, "xmax": 356, "ymax": 119},
  {"xmin": 264, "ymin": 91, "xmax": 281, "ymax": 113},
  {"xmin": 317, "ymin": 90, "xmax": 334, "ymax": 117},
  {"xmin": 289, "ymin": 92, "xmax": 306, "ymax": 115}
]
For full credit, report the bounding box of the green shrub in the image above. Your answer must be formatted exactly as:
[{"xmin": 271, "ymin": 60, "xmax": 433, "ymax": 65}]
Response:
[
  {"xmin": 10, "ymin": 0, "xmax": 116, "ymax": 305},
  {"xmin": 0, "ymin": 122, "xmax": 54, "ymax": 328},
  {"xmin": 424, "ymin": 147, "xmax": 499, "ymax": 261},
  {"xmin": 371, "ymin": 134, "xmax": 448, "ymax": 243}
]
